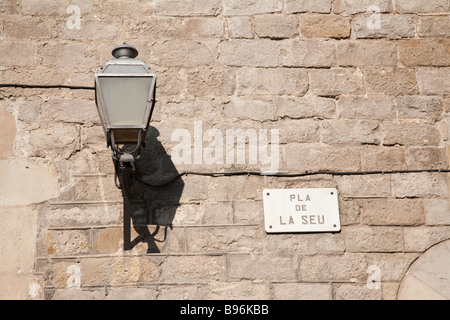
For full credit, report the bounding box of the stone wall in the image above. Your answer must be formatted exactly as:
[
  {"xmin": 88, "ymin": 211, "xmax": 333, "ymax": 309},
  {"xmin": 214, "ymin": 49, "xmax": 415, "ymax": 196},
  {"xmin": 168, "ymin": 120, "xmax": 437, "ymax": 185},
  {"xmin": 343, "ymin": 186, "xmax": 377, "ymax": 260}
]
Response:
[{"xmin": 0, "ymin": 0, "xmax": 449, "ymax": 300}]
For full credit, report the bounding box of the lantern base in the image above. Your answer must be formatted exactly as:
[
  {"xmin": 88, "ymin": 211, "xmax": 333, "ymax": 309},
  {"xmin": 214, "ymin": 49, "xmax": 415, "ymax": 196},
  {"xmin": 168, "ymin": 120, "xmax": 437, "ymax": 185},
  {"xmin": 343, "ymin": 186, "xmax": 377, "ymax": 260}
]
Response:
[{"xmin": 111, "ymin": 129, "xmax": 143, "ymax": 144}]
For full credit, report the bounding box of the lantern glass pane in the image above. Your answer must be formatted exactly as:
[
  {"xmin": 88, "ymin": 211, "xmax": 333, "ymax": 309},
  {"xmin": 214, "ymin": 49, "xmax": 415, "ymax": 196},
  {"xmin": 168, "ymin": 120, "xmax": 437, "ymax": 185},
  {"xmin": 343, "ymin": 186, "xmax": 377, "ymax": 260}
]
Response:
[
  {"xmin": 95, "ymin": 86, "xmax": 107, "ymax": 134},
  {"xmin": 98, "ymin": 76, "xmax": 154, "ymax": 127}
]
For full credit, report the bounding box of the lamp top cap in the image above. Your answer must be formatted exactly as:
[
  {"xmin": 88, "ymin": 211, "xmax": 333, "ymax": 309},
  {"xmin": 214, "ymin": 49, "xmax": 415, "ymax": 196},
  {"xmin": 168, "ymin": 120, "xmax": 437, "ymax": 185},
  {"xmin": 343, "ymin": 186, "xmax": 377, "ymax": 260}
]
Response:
[{"xmin": 112, "ymin": 43, "xmax": 138, "ymax": 59}]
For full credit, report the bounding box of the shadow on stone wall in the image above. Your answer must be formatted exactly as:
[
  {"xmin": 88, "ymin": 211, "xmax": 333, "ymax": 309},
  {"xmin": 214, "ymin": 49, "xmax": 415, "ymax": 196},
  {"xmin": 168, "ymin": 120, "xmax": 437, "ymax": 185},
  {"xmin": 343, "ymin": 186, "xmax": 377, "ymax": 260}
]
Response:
[{"xmin": 119, "ymin": 126, "xmax": 184, "ymax": 253}]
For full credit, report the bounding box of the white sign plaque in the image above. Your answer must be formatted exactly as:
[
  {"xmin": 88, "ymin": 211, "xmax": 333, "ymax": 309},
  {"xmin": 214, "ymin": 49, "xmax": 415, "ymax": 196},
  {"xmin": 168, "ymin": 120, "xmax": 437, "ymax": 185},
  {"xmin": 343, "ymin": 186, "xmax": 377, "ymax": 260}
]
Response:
[{"xmin": 263, "ymin": 188, "xmax": 341, "ymax": 233}]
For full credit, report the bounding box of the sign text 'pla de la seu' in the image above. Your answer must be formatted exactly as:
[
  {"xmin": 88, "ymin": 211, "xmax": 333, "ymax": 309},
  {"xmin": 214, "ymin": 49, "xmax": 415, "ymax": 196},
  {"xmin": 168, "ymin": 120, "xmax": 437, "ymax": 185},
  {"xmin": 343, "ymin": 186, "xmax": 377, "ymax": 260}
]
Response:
[{"xmin": 263, "ymin": 188, "xmax": 341, "ymax": 234}]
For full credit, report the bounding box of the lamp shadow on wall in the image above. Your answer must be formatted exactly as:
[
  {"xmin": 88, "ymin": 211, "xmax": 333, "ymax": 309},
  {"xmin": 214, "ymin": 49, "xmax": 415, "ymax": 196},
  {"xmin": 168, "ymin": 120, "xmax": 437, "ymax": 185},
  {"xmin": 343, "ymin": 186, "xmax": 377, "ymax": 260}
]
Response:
[{"xmin": 121, "ymin": 126, "xmax": 184, "ymax": 253}]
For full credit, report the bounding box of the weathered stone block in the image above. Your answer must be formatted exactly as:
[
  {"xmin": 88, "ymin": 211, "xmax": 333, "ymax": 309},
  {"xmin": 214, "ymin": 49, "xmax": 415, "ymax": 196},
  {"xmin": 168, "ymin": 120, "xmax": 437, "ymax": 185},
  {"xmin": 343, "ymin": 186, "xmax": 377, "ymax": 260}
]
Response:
[
  {"xmin": 160, "ymin": 255, "xmax": 224, "ymax": 282},
  {"xmin": 180, "ymin": 175, "xmax": 210, "ymax": 202},
  {"xmin": 273, "ymin": 283, "xmax": 331, "ymax": 300},
  {"xmin": 299, "ymin": 253, "xmax": 368, "ymax": 281},
  {"xmin": 338, "ymin": 96, "xmax": 396, "ymax": 120},
  {"xmin": 396, "ymin": 96, "xmax": 443, "ymax": 121},
  {"xmin": 364, "ymin": 67, "xmax": 418, "ymax": 96},
  {"xmin": 334, "ymin": 283, "xmax": 382, "ymax": 300},
  {"xmin": 4, "ymin": 17, "xmax": 52, "ymax": 39},
  {"xmin": 344, "ymin": 226, "xmax": 404, "ymax": 252},
  {"xmin": 40, "ymin": 43, "xmax": 96, "ymax": 68},
  {"xmin": 417, "ymin": 16, "xmax": 450, "ymax": 37},
  {"xmin": 80, "ymin": 125, "xmax": 107, "ymax": 152},
  {"xmin": 403, "ymin": 226, "xmax": 450, "ymax": 252},
  {"xmin": 353, "ymin": 14, "xmax": 415, "ymax": 39},
  {"xmin": 338, "ymin": 199, "xmax": 360, "ymax": 225},
  {"xmin": 204, "ymin": 201, "xmax": 233, "ymax": 224},
  {"xmin": 21, "ymin": 0, "xmax": 92, "ymax": 15},
  {"xmin": 151, "ymin": 0, "xmax": 221, "ymax": 16},
  {"xmin": 228, "ymin": 253, "xmax": 296, "ymax": 281},
  {"xmin": 398, "ymin": 39, "xmax": 450, "ymax": 67},
  {"xmin": 314, "ymin": 234, "xmax": 346, "ymax": 254},
  {"xmin": 259, "ymin": 233, "xmax": 309, "ymax": 255},
  {"xmin": 157, "ymin": 284, "xmax": 201, "ymax": 300},
  {"xmin": 301, "ymin": 14, "xmax": 350, "ymax": 38},
  {"xmin": 48, "ymin": 205, "xmax": 121, "ymax": 227},
  {"xmin": 29, "ymin": 123, "xmax": 80, "ymax": 159},
  {"xmin": 391, "ymin": 172, "xmax": 448, "ymax": 198},
  {"xmin": 57, "ymin": 19, "xmax": 120, "ymax": 41},
  {"xmin": 218, "ymin": 39, "xmax": 281, "ymax": 67},
  {"xmin": 94, "ymin": 225, "xmax": 185, "ymax": 254},
  {"xmin": 187, "ymin": 67, "xmax": 235, "ymax": 97},
  {"xmin": 150, "ymin": 40, "xmax": 215, "ymax": 67},
  {"xmin": 71, "ymin": 149, "xmax": 114, "ymax": 175},
  {"xmin": 0, "ymin": 159, "xmax": 60, "ymax": 206},
  {"xmin": 265, "ymin": 174, "xmax": 337, "ymax": 190},
  {"xmin": 94, "ymin": 227, "xmax": 123, "ymax": 254},
  {"xmin": 43, "ymin": 229, "xmax": 90, "ymax": 256},
  {"xmin": 223, "ymin": 0, "xmax": 282, "ymax": 16},
  {"xmin": 359, "ymin": 199, "xmax": 425, "ymax": 226},
  {"xmin": 227, "ymin": 17, "xmax": 253, "ymax": 39},
  {"xmin": 321, "ymin": 119, "xmax": 382, "ymax": 145},
  {"xmin": 0, "ymin": 0, "xmax": 19, "ymax": 13},
  {"xmin": 337, "ymin": 40, "xmax": 397, "ymax": 67},
  {"xmin": 417, "ymin": 68, "xmax": 450, "ymax": 95},
  {"xmin": 41, "ymin": 98, "xmax": 98, "ymax": 124},
  {"xmin": 360, "ymin": 146, "xmax": 407, "ymax": 171},
  {"xmin": 169, "ymin": 204, "xmax": 205, "ymax": 225},
  {"xmin": 277, "ymin": 119, "xmax": 321, "ymax": 144},
  {"xmin": 183, "ymin": 17, "xmax": 226, "ymax": 39},
  {"xmin": 96, "ymin": 1, "xmax": 152, "ymax": 19},
  {"xmin": 277, "ymin": 95, "xmax": 335, "ymax": 119},
  {"xmin": 50, "ymin": 288, "xmax": 105, "ymax": 300},
  {"xmin": 333, "ymin": 0, "xmax": 393, "ymax": 15},
  {"xmin": 233, "ymin": 200, "xmax": 263, "ymax": 224},
  {"xmin": 74, "ymin": 176, "xmax": 121, "ymax": 201},
  {"xmin": 16, "ymin": 99, "xmax": 41, "ymax": 123},
  {"xmin": 382, "ymin": 122, "xmax": 441, "ymax": 146},
  {"xmin": 396, "ymin": 0, "xmax": 449, "ymax": 13},
  {"xmin": 70, "ymin": 149, "xmax": 100, "ymax": 174},
  {"xmin": 1, "ymin": 68, "xmax": 76, "ymax": 90},
  {"xmin": 209, "ymin": 176, "xmax": 264, "ymax": 201},
  {"xmin": 0, "ymin": 41, "xmax": 37, "ymax": 67},
  {"xmin": 406, "ymin": 147, "xmax": 447, "ymax": 170},
  {"xmin": 0, "ymin": 206, "xmax": 38, "ymax": 272},
  {"xmin": 280, "ymin": 39, "xmax": 337, "ymax": 67},
  {"xmin": 186, "ymin": 226, "xmax": 259, "ymax": 252},
  {"xmin": 423, "ymin": 199, "xmax": 450, "ymax": 225},
  {"xmin": 366, "ymin": 253, "xmax": 418, "ymax": 281},
  {"xmin": 254, "ymin": 14, "xmax": 299, "ymax": 39},
  {"xmin": 310, "ymin": 68, "xmax": 365, "ymax": 96},
  {"xmin": 0, "ymin": 101, "xmax": 16, "ymax": 159},
  {"xmin": 335, "ymin": 175, "xmax": 391, "ymax": 198},
  {"xmin": 157, "ymin": 100, "xmax": 219, "ymax": 121},
  {"xmin": 283, "ymin": 143, "xmax": 361, "ymax": 172},
  {"xmin": 202, "ymin": 281, "xmax": 271, "ymax": 299},
  {"xmin": 237, "ymin": 68, "xmax": 308, "ymax": 96},
  {"xmin": 222, "ymin": 97, "xmax": 276, "ymax": 121},
  {"xmin": 285, "ymin": 0, "xmax": 332, "ymax": 13},
  {"xmin": 106, "ymin": 287, "xmax": 158, "ymax": 300},
  {"xmin": 81, "ymin": 257, "xmax": 161, "ymax": 286},
  {"xmin": 21, "ymin": 0, "xmax": 64, "ymax": 15}
]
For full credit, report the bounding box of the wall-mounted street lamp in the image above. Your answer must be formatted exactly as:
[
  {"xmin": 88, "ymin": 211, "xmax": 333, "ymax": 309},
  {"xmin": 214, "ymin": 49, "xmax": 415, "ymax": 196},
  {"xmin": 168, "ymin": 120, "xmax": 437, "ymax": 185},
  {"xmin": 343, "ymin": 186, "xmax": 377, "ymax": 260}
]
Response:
[
  {"xmin": 95, "ymin": 43, "xmax": 157, "ymax": 250},
  {"xmin": 95, "ymin": 43, "xmax": 157, "ymax": 168}
]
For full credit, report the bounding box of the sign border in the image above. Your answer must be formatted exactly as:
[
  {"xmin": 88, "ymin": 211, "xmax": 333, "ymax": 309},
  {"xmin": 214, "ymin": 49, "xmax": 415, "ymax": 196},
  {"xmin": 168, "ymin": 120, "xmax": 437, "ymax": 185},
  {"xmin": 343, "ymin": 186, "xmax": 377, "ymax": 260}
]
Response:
[{"xmin": 263, "ymin": 188, "xmax": 341, "ymax": 234}]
